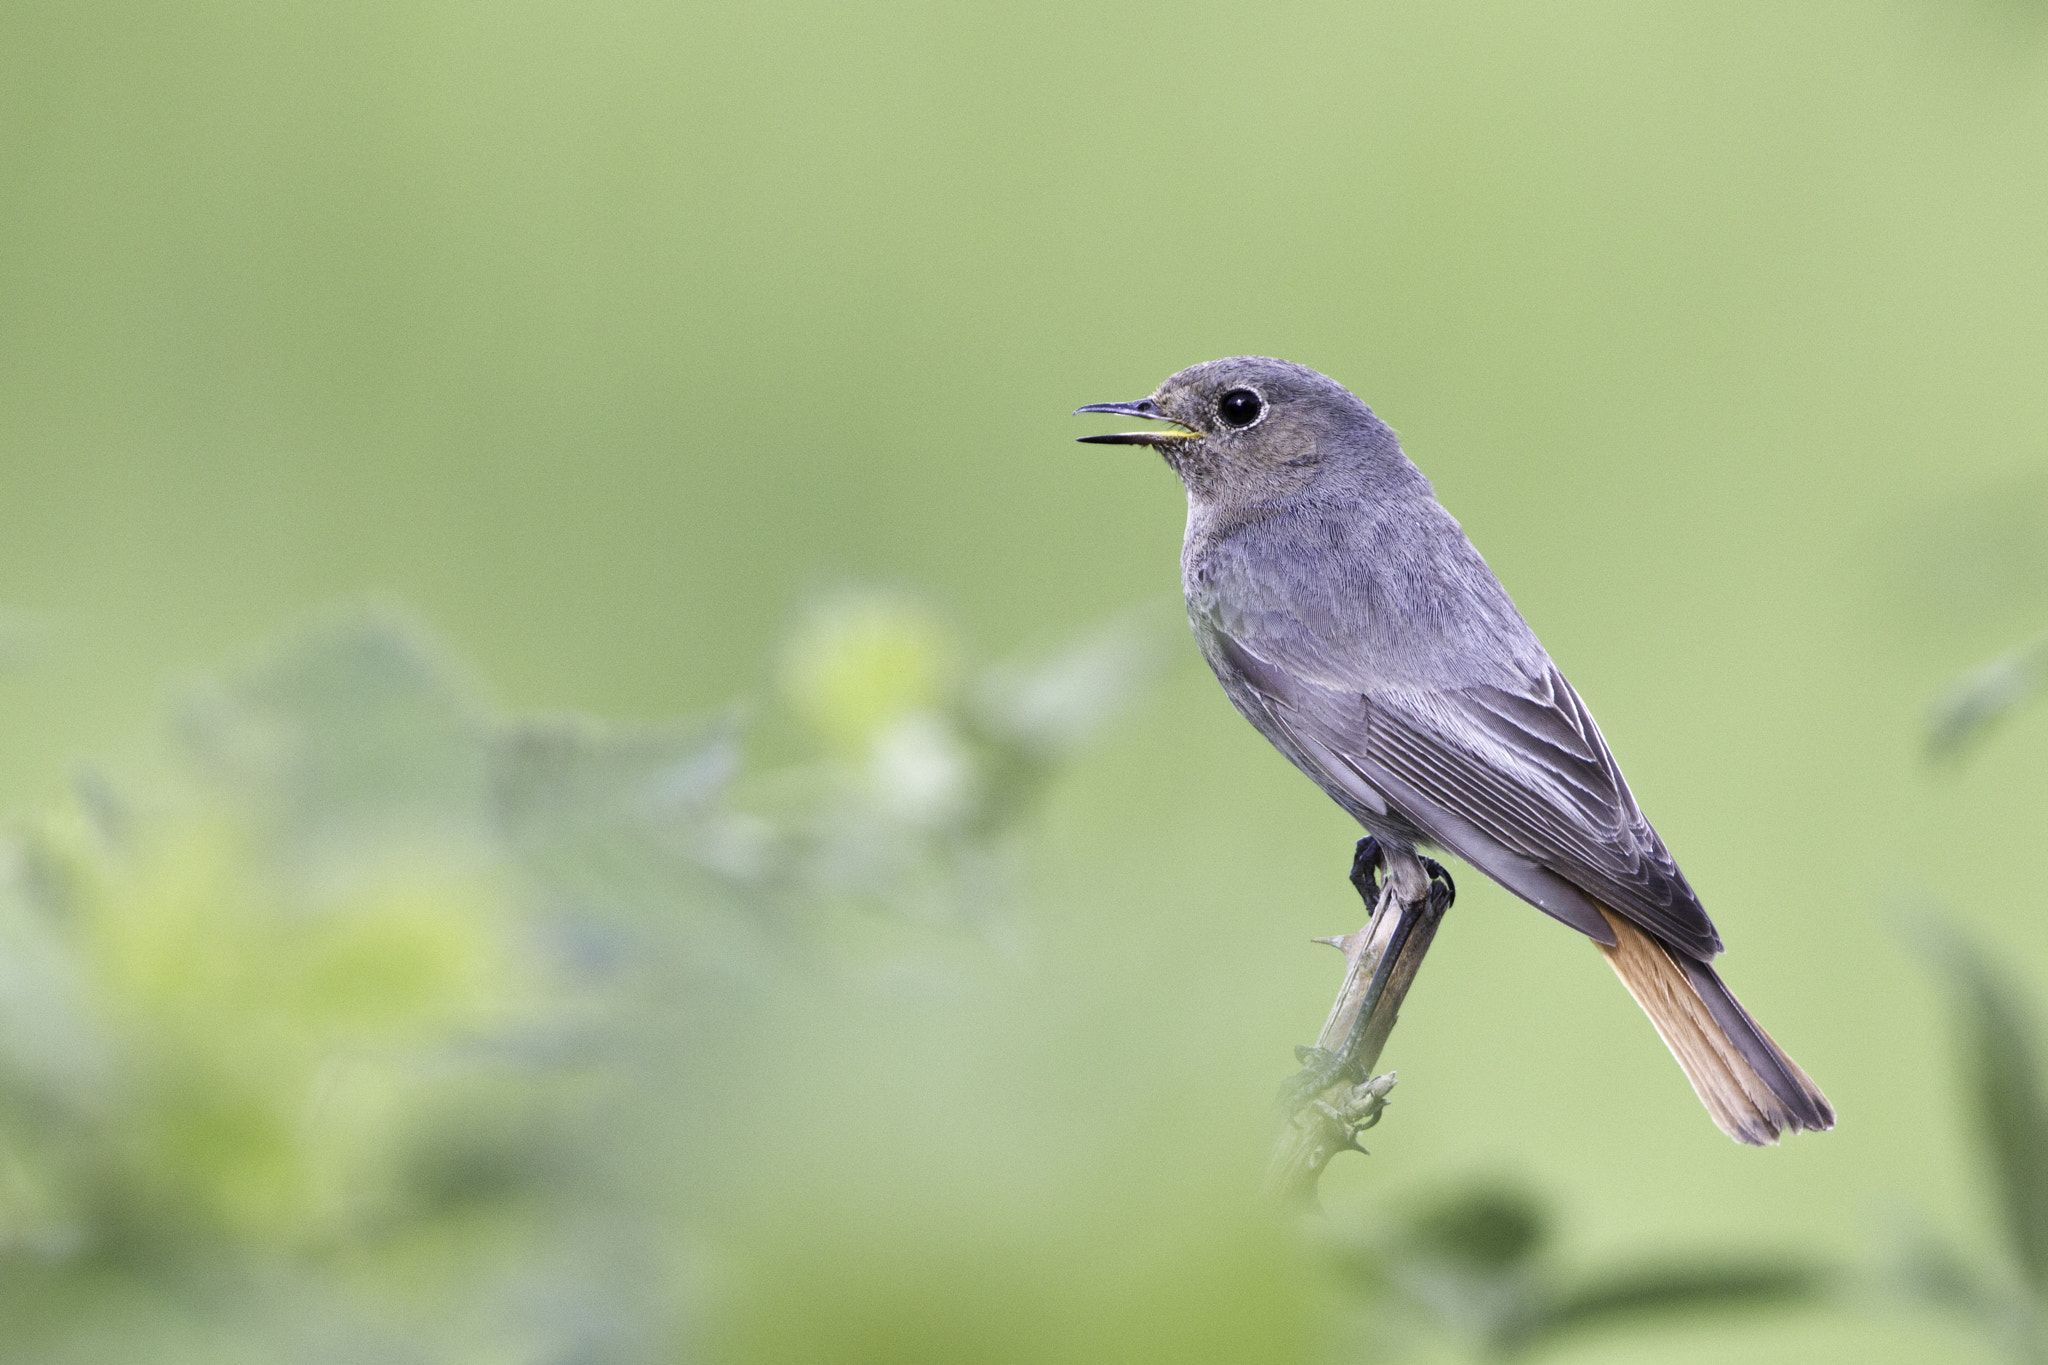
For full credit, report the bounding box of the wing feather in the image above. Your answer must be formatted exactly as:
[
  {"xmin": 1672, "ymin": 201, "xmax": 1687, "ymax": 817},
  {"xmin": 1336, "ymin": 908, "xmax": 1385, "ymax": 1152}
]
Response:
[{"xmin": 1209, "ymin": 624, "xmax": 1722, "ymax": 959}]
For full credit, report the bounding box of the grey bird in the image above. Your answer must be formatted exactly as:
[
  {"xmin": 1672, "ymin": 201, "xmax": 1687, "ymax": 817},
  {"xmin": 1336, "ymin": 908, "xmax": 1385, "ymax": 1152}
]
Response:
[{"xmin": 1077, "ymin": 357, "xmax": 1832, "ymax": 1145}]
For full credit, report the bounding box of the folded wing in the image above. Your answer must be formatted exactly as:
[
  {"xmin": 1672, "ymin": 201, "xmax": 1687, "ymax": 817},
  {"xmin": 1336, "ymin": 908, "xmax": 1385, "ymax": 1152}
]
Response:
[{"xmin": 1209, "ymin": 626, "xmax": 1722, "ymax": 960}]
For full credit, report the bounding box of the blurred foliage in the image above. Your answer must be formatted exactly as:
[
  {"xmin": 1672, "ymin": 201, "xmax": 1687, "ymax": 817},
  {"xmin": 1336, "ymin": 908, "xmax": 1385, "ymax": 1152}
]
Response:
[
  {"xmin": 0, "ymin": 601, "xmax": 1850, "ymax": 1363},
  {"xmin": 0, "ymin": 600, "xmax": 1164, "ymax": 1362},
  {"xmin": 1891, "ymin": 929, "xmax": 2048, "ymax": 1362},
  {"xmin": 1927, "ymin": 632, "xmax": 2048, "ymax": 763},
  {"xmin": 5, "ymin": 3, "xmax": 2048, "ymax": 1362},
  {"xmin": 1327, "ymin": 1182, "xmax": 1826, "ymax": 1359}
]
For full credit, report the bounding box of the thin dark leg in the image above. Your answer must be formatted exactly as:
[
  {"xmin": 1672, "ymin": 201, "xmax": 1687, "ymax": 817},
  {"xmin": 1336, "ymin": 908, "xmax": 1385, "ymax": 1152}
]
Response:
[
  {"xmin": 1349, "ymin": 836, "xmax": 1384, "ymax": 909},
  {"xmin": 1349, "ymin": 836, "xmax": 1454, "ymax": 918}
]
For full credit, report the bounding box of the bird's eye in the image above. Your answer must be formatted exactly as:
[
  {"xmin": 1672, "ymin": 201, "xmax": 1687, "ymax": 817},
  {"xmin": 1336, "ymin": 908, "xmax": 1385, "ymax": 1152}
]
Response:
[{"xmin": 1217, "ymin": 388, "xmax": 1264, "ymax": 428}]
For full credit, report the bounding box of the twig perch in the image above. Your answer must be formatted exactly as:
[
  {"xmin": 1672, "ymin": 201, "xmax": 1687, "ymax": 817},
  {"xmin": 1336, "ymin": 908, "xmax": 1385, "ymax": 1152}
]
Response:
[{"xmin": 1265, "ymin": 837, "xmax": 1454, "ymax": 1207}]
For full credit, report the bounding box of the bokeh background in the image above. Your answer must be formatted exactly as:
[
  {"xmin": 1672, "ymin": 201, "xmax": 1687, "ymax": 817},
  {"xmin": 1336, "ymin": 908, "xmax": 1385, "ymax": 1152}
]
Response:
[{"xmin": 5, "ymin": 2, "xmax": 2048, "ymax": 1361}]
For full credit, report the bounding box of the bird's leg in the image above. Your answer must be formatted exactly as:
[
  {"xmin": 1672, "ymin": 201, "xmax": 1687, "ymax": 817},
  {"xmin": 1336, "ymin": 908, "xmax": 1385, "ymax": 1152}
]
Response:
[
  {"xmin": 1347, "ymin": 835, "xmax": 1384, "ymax": 909},
  {"xmin": 1347, "ymin": 836, "xmax": 1454, "ymax": 919}
]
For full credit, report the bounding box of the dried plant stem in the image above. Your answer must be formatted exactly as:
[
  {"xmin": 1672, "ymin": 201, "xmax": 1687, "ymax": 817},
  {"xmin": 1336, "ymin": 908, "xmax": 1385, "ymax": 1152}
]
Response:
[{"xmin": 1265, "ymin": 851, "xmax": 1451, "ymax": 1207}]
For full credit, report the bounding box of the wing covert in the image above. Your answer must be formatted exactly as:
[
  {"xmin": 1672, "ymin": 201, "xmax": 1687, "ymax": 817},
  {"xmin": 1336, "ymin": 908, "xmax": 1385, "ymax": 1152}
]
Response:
[{"xmin": 1210, "ymin": 623, "xmax": 1722, "ymax": 959}]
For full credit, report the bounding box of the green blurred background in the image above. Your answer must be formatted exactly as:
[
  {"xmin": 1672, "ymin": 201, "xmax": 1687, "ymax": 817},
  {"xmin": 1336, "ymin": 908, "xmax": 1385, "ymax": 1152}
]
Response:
[{"xmin": 6, "ymin": 2, "xmax": 2048, "ymax": 1361}]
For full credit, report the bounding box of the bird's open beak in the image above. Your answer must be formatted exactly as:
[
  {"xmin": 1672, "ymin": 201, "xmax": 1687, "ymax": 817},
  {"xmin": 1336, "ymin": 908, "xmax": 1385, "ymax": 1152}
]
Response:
[{"xmin": 1073, "ymin": 399, "xmax": 1199, "ymax": 445}]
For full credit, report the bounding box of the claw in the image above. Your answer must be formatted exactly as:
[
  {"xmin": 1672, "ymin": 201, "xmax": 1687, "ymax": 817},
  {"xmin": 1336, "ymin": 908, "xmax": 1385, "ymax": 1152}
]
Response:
[
  {"xmin": 1421, "ymin": 856, "xmax": 1455, "ymax": 912},
  {"xmin": 1351, "ymin": 838, "xmax": 1455, "ymax": 913},
  {"xmin": 1348, "ymin": 836, "xmax": 1384, "ymax": 909}
]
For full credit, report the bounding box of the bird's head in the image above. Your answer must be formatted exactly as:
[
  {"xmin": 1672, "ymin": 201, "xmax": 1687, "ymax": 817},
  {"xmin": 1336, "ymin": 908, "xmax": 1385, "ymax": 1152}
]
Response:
[{"xmin": 1075, "ymin": 356, "xmax": 1394, "ymax": 505}]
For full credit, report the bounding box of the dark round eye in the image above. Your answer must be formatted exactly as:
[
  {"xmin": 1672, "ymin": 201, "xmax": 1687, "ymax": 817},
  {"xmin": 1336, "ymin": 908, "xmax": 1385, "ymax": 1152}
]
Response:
[{"xmin": 1217, "ymin": 388, "xmax": 1264, "ymax": 428}]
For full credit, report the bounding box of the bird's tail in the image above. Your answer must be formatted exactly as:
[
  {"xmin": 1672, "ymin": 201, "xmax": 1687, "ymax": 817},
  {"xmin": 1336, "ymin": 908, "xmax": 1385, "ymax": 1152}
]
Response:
[{"xmin": 1594, "ymin": 907, "xmax": 1834, "ymax": 1145}]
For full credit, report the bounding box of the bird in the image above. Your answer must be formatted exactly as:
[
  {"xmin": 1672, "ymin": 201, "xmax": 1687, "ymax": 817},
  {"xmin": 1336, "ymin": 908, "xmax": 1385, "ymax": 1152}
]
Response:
[{"xmin": 1076, "ymin": 357, "xmax": 1832, "ymax": 1145}]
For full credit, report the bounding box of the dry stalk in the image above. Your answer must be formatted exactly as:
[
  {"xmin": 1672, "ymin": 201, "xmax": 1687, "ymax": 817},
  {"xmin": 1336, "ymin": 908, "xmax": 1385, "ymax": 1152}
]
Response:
[{"xmin": 1265, "ymin": 841, "xmax": 1452, "ymax": 1207}]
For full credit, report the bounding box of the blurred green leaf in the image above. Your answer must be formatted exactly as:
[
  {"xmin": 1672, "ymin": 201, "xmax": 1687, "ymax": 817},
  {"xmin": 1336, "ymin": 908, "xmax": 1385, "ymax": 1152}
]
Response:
[
  {"xmin": 1928, "ymin": 632, "xmax": 2048, "ymax": 762},
  {"xmin": 779, "ymin": 591, "xmax": 954, "ymax": 756},
  {"xmin": 173, "ymin": 612, "xmax": 493, "ymax": 867},
  {"xmin": 1403, "ymin": 1186, "xmax": 1549, "ymax": 1274},
  {"xmin": 1932, "ymin": 928, "xmax": 2048, "ymax": 1299},
  {"xmin": 1331, "ymin": 1180, "xmax": 1831, "ymax": 1361},
  {"xmin": 1529, "ymin": 1260, "xmax": 1824, "ymax": 1352},
  {"xmin": 972, "ymin": 606, "xmax": 1174, "ymax": 760}
]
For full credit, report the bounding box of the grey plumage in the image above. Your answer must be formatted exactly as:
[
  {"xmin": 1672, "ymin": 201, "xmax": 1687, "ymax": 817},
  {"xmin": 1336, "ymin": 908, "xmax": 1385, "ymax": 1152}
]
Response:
[{"xmin": 1078, "ymin": 357, "xmax": 1832, "ymax": 1144}]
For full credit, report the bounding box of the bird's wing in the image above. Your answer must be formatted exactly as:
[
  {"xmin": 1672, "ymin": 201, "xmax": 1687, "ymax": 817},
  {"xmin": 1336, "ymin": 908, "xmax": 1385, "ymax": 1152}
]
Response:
[{"xmin": 1210, "ymin": 625, "xmax": 1722, "ymax": 959}]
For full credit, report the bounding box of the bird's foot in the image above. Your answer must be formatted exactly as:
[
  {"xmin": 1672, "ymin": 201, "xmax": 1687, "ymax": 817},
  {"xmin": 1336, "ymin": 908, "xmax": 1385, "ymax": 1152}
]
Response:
[
  {"xmin": 1347, "ymin": 837, "xmax": 1457, "ymax": 914},
  {"xmin": 1423, "ymin": 857, "xmax": 1455, "ymax": 913},
  {"xmin": 1347, "ymin": 837, "xmax": 1384, "ymax": 909}
]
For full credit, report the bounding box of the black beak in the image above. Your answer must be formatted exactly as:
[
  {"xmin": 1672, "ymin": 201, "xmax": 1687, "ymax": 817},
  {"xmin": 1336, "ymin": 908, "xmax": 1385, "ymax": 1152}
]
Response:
[{"xmin": 1073, "ymin": 399, "xmax": 1199, "ymax": 445}]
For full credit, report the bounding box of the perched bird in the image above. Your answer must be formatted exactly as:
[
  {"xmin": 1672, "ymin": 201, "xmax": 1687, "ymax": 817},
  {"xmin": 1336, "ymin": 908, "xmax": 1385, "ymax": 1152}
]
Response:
[{"xmin": 1077, "ymin": 357, "xmax": 1832, "ymax": 1145}]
